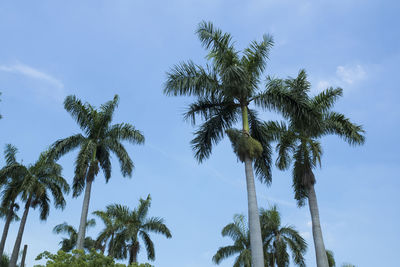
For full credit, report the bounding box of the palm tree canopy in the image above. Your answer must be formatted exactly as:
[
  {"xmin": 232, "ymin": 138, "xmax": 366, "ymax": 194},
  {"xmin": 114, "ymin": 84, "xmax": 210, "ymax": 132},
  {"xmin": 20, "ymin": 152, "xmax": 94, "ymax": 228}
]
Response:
[
  {"xmin": 213, "ymin": 214, "xmax": 252, "ymax": 267},
  {"xmin": 0, "ymin": 144, "xmax": 21, "ymax": 222},
  {"xmin": 96, "ymin": 195, "xmax": 171, "ymax": 262},
  {"xmin": 262, "ymin": 70, "xmax": 365, "ymax": 205},
  {"xmin": 50, "ymin": 94, "xmax": 145, "ymax": 197},
  {"xmin": 260, "ymin": 206, "xmax": 307, "ymax": 267},
  {"xmin": 164, "ymin": 21, "xmax": 315, "ymax": 184},
  {"xmin": 0, "ymin": 150, "xmax": 70, "ymax": 220},
  {"xmin": 53, "ymin": 219, "xmax": 96, "ymax": 252},
  {"xmin": 214, "ymin": 207, "xmax": 307, "ymax": 267}
]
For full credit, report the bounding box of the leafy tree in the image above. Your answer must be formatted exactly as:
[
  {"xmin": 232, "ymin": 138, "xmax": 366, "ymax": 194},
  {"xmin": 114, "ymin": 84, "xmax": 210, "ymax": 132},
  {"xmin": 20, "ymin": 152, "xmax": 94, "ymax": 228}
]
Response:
[
  {"xmin": 97, "ymin": 195, "xmax": 171, "ymax": 265},
  {"xmin": 0, "ymin": 144, "xmax": 21, "ymax": 258},
  {"xmin": 34, "ymin": 250, "xmax": 153, "ymax": 267},
  {"xmin": 260, "ymin": 206, "xmax": 306, "ymax": 267},
  {"xmin": 264, "ymin": 70, "xmax": 365, "ymax": 267},
  {"xmin": 53, "ymin": 219, "xmax": 96, "ymax": 252},
  {"xmin": 0, "ymin": 150, "xmax": 70, "ymax": 267},
  {"xmin": 164, "ymin": 21, "xmax": 312, "ymax": 267},
  {"xmin": 50, "ymin": 95, "xmax": 144, "ymax": 250}
]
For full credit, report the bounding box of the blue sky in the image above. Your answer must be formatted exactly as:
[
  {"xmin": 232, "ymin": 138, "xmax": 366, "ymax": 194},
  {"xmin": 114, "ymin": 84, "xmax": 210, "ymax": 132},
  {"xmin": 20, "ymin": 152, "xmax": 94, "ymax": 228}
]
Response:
[{"xmin": 0, "ymin": 1, "xmax": 399, "ymax": 266}]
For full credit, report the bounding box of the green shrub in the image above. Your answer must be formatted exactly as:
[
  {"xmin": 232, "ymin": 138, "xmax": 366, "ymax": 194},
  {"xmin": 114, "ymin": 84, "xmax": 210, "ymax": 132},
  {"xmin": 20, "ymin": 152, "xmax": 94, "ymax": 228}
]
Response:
[{"xmin": 34, "ymin": 250, "xmax": 153, "ymax": 267}]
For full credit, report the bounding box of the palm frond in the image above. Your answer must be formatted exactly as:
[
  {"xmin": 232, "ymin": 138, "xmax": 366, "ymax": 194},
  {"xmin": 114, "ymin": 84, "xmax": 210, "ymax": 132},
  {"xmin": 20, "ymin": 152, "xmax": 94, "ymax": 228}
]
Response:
[
  {"xmin": 50, "ymin": 134, "xmax": 85, "ymax": 161},
  {"xmin": 64, "ymin": 95, "xmax": 93, "ymax": 134},
  {"xmin": 311, "ymin": 87, "xmax": 343, "ymax": 113},
  {"xmin": 248, "ymin": 109, "xmax": 273, "ymax": 184},
  {"xmin": 105, "ymin": 140, "xmax": 133, "ymax": 178},
  {"xmin": 139, "ymin": 231, "xmax": 155, "ymax": 261},
  {"xmin": 322, "ymin": 112, "xmax": 365, "ymax": 145},
  {"xmin": 191, "ymin": 104, "xmax": 238, "ymax": 162},
  {"xmin": 242, "ymin": 34, "xmax": 274, "ymax": 86},
  {"xmin": 164, "ymin": 61, "xmax": 221, "ymax": 97},
  {"xmin": 4, "ymin": 144, "xmax": 18, "ymax": 166},
  {"xmin": 212, "ymin": 245, "xmax": 243, "ymax": 265}
]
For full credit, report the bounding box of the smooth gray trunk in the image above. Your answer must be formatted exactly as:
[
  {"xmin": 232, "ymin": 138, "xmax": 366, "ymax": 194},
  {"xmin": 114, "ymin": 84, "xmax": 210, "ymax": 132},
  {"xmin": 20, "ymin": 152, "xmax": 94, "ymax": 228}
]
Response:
[
  {"xmin": 9, "ymin": 198, "xmax": 31, "ymax": 267},
  {"xmin": 244, "ymin": 155, "xmax": 265, "ymax": 267},
  {"xmin": 308, "ymin": 184, "xmax": 329, "ymax": 267},
  {"xmin": 0, "ymin": 202, "xmax": 15, "ymax": 257},
  {"xmin": 76, "ymin": 179, "xmax": 93, "ymax": 251},
  {"xmin": 20, "ymin": 244, "xmax": 27, "ymax": 267}
]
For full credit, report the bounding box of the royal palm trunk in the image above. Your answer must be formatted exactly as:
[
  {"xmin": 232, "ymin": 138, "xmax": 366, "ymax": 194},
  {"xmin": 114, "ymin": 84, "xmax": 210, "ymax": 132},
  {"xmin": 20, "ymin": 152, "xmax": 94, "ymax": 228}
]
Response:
[
  {"xmin": 9, "ymin": 196, "xmax": 31, "ymax": 267},
  {"xmin": 307, "ymin": 184, "xmax": 329, "ymax": 267},
  {"xmin": 76, "ymin": 178, "xmax": 93, "ymax": 251},
  {"xmin": 129, "ymin": 241, "xmax": 139, "ymax": 264},
  {"xmin": 242, "ymin": 106, "xmax": 265, "ymax": 267},
  {"xmin": 0, "ymin": 201, "xmax": 15, "ymax": 257}
]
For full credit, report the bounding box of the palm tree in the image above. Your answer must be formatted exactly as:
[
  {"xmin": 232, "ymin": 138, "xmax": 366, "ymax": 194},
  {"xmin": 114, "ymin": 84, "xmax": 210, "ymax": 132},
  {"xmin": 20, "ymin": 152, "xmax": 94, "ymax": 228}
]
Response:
[
  {"xmin": 164, "ymin": 21, "xmax": 312, "ymax": 267},
  {"xmin": 93, "ymin": 210, "xmax": 119, "ymax": 257},
  {"xmin": 100, "ymin": 195, "xmax": 171, "ymax": 264},
  {"xmin": 0, "ymin": 150, "xmax": 70, "ymax": 267},
  {"xmin": 53, "ymin": 219, "xmax": 96, "ymax": 252},
  {"xmin": 213, "ymin": 207, "xmax": 307, "ymax": 267},
  {"xmin": 213, "ymin": 214, "xmax": 252, "ymax": 267},
  {"xmin": 260, "ymin": 206, "xmax": 306, "ymax": 267},
  {"xmin": 50, "ymin": 94, "xmax": 145, "ymax": 250},
  {"xmin": 0, "ymin": 144, "xmax": 21, "ymax": 258},
  {"xmin": 264, "ymin": 70, "xmax": 365, "ymax": 267}
]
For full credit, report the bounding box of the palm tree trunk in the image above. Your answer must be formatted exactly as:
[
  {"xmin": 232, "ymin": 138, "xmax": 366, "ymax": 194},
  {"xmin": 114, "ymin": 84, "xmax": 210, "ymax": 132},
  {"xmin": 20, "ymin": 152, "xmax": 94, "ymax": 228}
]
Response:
[
  {"xmin": 9, "ymin": 197, "xmax": 31, "ymax": 267},
  {"xmin": 241, "ymin": 105, "xmax": 265, "ymax": 267},
  {"xmin": 307, "ymin": 184, "xmax": 329, "ymax": 267},
  {"xmin": 0, "ymin": 201, "xmax": 15, "ymax": 257},
  {"xmin": 76, "ymin": 179, "xmax": 93, "ymax": 251},
  {"xmin": 129, "ymin": 242, "xmax": 139, "ymax": 265}
]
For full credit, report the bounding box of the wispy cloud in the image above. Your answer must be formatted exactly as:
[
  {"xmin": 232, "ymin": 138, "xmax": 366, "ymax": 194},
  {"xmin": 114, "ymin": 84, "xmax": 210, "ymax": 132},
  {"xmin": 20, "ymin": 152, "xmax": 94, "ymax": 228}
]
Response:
[
  {"xmin": 336, "ymin": 64, "xmax": 366, "ymax": 84},
  {"xmin": 0, "ymin": 62, "xmax": 65, "ymax": 102},
  {"xmin": 0, "ymin": 62, "xmax": 64, "ymax": 89}
]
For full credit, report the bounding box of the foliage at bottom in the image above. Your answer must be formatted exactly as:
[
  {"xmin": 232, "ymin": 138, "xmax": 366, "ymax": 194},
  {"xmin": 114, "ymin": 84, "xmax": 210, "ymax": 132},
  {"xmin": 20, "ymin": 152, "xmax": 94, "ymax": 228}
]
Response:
[{"xmin": 34, "ymin": 250, "xmax": 153, "ymax": 267}]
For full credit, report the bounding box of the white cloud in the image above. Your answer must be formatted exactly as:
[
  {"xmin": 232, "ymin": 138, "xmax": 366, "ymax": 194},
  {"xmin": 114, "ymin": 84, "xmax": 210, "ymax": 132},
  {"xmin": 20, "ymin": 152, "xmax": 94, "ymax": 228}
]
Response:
[
  {"xmin": 0, "ymin": 62, "xmax": 65, "ymax": 102},
  {"xmin": 314, "ymin": 64, "xmax": 367, "ymax": 94},
  {"xmin": 0, "ymin": 62, "xmax": 64, "ymax": 89},
  {"xmin": 336, "ymin": 64, "xmax": 366, "ymax": 84}
]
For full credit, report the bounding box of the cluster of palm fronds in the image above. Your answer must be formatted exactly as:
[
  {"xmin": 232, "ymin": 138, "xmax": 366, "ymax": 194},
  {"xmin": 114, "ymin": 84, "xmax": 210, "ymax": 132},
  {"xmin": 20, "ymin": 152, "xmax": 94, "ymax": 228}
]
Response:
[{"xmin": 52, "ymin": 195, "xmax": 171, "ymax": 266}]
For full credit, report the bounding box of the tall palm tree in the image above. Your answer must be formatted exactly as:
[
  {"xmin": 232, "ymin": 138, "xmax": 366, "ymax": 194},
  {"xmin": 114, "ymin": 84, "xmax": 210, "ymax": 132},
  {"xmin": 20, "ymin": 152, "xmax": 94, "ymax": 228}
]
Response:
[
  {"xmin": 164, "ymin": 21, "xmax": 312, "ymax": 267},
  {"xmin": 100, "ymin": 195, "xmax": 171, "ymax": 264},
  {"xmin": 260, "ymin": 206, "xmax": 306, "ymax": 267},
  {"xmin": 50, "ymin": 94, "xmax": 145, "ymax": 250},
  {"xmin": 0, "ymin": 150, "xmax": 70, "ymax": 267},
  {"xmin": 213, "ymin": 214, "xmax": 252, "ymax": 267},
  {"xmin": 0, "ymin": 144, "xmax": 21, "ymax": 258},
  {"xmin": 264, "ymin": 70, "xmax": 365, "ymax": 267},
  {"xmin": 93, "ymin": 210, "xmax": 119, "ymax": 257},
  {"xmin": 53, "ymin": 219, "xmax": 96, "ymax": 252}
]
